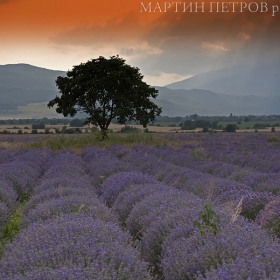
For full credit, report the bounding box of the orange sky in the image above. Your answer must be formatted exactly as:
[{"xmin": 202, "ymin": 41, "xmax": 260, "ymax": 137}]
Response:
[{"xmin": 1, "ymin": 0, "xmax": 279, "ymax": 85}]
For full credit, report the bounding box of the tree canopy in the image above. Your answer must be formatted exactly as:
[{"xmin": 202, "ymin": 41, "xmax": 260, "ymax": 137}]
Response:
[{"xmin": 48, "ymin": 55, "xmax": 162, "ymax": 138}]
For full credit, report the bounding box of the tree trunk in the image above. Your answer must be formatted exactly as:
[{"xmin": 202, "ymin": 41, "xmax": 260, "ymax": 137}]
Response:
[{"xmin": 100, "ymin": 127, "xmax": 108, "ymax": 140}]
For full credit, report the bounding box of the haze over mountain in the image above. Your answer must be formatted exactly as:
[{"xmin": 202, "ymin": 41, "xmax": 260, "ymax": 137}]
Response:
[
  {"xmin": 0, "ymin": 64, "xmax": 65, "ymax": 111},
  {"xmin": 165, "ymin": 61, "xmax": 280, "ymax": 97},
  {"xmin": 155, "ymin": 87, "xmax": 280, "ymax": 117},
  {"xmin": 0, "ymin": 63, "xmax": 279, "ymax": 118}
]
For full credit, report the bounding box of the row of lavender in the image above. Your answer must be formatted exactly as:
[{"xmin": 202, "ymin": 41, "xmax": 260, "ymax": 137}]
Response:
[
  {"xmin": 82, "ymin": 143, "xmax": 279, "ymax": 235},
  {"xmin": 165, "ymin": 132, "xmax": 280, "ymax": 174},
  {"xmin": 82, "ymin": 146, "xmax": 280, "ymax": 279},
  {"xmin": 1, "ymin": 133, "xmax": 279, "ymax": 279},
  {"xmin": 0, "ymin": 149, "xmax": 152, "ymax": 279},
  {"xmin": 0, "ymin": 148, "xmax": 52, "ymax": 231},
  {"xmin": 105, "ymin": 145, "xmax": 276, "ymax": 224}
]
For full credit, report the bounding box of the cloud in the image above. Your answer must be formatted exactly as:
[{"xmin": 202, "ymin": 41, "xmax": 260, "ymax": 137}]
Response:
[
  {"xmin": 143, "ymin": 72, "xmax": 193, "ymax": 86},
  {"xmin": 138, "ymin": 0, "xmax": 280, "ymax": 73},
  {"xmin": 50, "ymin": 14, "xmax": 144, "ymax": 47},
  {"xmin": 202, "ymin": 42, "xmax": 227, "ymax": 52},
  {"xmin": 238, "ymin": 32, "xmax": 251, "ymax": 41},
  {"xmin": 0, "ymin": 0, "xmax": 15, "ymax": 4},
  {"xmin": 50, "ymin": 0, "xmax": 280, "ymax": 76}
]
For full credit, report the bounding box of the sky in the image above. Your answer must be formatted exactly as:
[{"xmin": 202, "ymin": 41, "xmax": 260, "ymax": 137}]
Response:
[{"xmin": 0, "ymin": 0, "xmax": 280, "ymax": 86}]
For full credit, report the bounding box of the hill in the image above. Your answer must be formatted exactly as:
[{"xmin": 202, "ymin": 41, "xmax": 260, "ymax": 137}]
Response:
[
  {"xmin": 0, "ymin": 63, "xmax": 279, "ymax": 118},
  {"xmin": 0, "ymin": 64, "xmax": 65, "ymax": 107},
  {"xmin": 154, "ymin": 87, "xmax": 280, "ymax": 117},
  {"xmin": 165, "ymin": 61, "xmax": 280, "ymax": 97}
]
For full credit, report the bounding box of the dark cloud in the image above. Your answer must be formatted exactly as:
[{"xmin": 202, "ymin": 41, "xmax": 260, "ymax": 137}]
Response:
[
  {"xmin": 0, "ymin": 0, "xmax": 16, "ymax": 4},
  {"xmin": 50, "ymin": 14, "xmax": 144, "ymax": 46},
  {"xmin": 136, "ymin": 0, "xmax": 280, "ymax": 74},
  {"xmin": 51, "ymin": 0, "xmax": 280, "ymax": 75}
]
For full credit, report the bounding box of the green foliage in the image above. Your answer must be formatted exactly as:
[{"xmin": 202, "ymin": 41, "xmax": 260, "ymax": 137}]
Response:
[
  {"xmin": 27, "ymin": 131, "xmax": 169, "ymax": 150},
  {"xmin": 181, "ymin": 119, "xmax": 219, "ymax": 130},
  {"xmin": 55, "ymin": 126, "xmax": 83, "ymax": 134},
  {"xmin": 253, "ymin": 123, "xmax": 271, "ymax": 129},
  {"xmin": 194, "ymin": 203, "xmax": 220, "ymax": 237},
  {"xmin": 241, "ymin": 204, "xmax": 265, "ymax": 221},
  {"xmin": 48, "ymin": 55, "xmax": 162, "ymax": 140},
  {"xmin": 1, "ymin": 130, "xmax": 11, "ymax": 134},
  {"xmin": 191, "ymin": 148, "xmax": 207, "ymax": 161},
  {"xmin": 44, "ymin": 127, "xmax": 52, "ymax": 134},
  {"xmin": 224, "ymin": 123, "xmax": 238, "ymax": 132},
  {"xmin": 70, "ymin": 118, "xmax": 85, "ymax": 127},
  {"xmin": 182, "ymin": 120, "xmax": 196, "ymax": 130},
  {"xmin": 120, "ymin": 126, "xmax": 140, "ymax": 133},
  {"xmin": 0, "ymin": 202, "xmax": 26, "ymax": 258},
  {"xmin": 268, "ymin": 221, "xmax": 280, "ymax": 239},
  {"xmin": 267, "ymin": 135, "xmax": 279, "ymax": 142},
  {"xmin": 31, "ymin": 122, "xmax": 45, "ymax": 129}
]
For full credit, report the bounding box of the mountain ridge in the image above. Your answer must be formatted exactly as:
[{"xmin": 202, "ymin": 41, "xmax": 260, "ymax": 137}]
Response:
[
  {"xmin": 165, "ymin": 60, "xmax": 280, "ymax": 97},
  {"xmin": 0, "ymin": 63, "xmax": 279, "ymax": 118}
]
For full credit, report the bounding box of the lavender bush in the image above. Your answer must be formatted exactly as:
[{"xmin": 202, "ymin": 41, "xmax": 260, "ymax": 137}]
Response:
[
  {"xmin": 23, "ymin": 183, "xmax": 97, "ymax": 215},
  {"xmin": 21, "ymin": 195, "xmax": 118, "ymax": 228},
  {"xmin": 112, "ymin": 182, "xmax": 172, "ymax": 222},
  {"xmin": 126, "ymin": 189, "xmax": 203, "ymax": 239},
  {"xmin": 0, "ymin": 180, "xmax": 18, "ymax": 210},
  {"xmin": 161, "ymin": 217, "xmax": 280, "ymax": 280},
  {"xmin": 99, "ymin": 171, "xmax": 158, "ymax": 207},
  {"xmin": 86, "ymin": 155, "xmax": 130, "ymax": 186},
  {"xmin": 0, "ymin": 201, "xmax": 9, "ymax": 231},
  {"xmin": 256, "ymin": 197, "xmax": 280, "ymax": 237},
  {"xmin": 0, "ymin": 214, "xmax": 152, "ymax": 279},
  {"xmin": 198, "ymin": 248, "xmax": 280, "ymax": 280},
  {"xmin": 1, "ymin": 132, "xmax": 279, "ymax": 279}
]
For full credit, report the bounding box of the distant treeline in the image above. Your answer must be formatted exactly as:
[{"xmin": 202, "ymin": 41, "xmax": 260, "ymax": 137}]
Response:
[
  {"xmin": 0, "ymin": 118, "xmax": 70, "ymax": 125},
  {"xmin": 181, "ymin": 120, "xmax": 219, "ymax": 130},
  {"xmin": 154, "ymin": 114, "xmax": 280, "ymax": 123},
  {"xmin": 1, "ymin": 115, "xmax": 280, "ymax": 126}
]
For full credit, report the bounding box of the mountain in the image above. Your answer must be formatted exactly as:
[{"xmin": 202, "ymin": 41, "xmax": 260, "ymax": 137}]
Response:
[
  {"xmin": 0, "ymin": 64, "xmax": 65, "ymax": 107},
  {"xmin": 154, "ymin": 87, "xmax": 280, "ymax": 116},
  {"xmin": 0, "ymin": 63, "xmax": 279, "ymax": 118},
  {"xmin": 165, "ymin": 61, "xmax": 280, "ymax": 97}
]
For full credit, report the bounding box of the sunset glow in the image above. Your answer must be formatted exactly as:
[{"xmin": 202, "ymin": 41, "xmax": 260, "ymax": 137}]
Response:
[{"xmin": 0, "ymin": 0, "xmax": 279, "ymax": 85}]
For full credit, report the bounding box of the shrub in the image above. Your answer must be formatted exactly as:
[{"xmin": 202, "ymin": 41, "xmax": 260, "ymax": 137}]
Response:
[
  {"xmin": 69, "ymin": 118, "xmax": 84, "ymax": 127},
  {"xmin": 224, "ymin": 124, "xmax": 238, "ymax": 132},
  {"xmin": 31, "ymin": 122, "xmax": 45, "ymax": 129},
  {"xmin": 193, "ymin": 203, "xmax": 220, "ymax": 237},
  {"xmin": 267, "ymin": 135, "xmax": 279, "ymax": 142},
  {"xmin": 120, "ymin": 126, "xmax": 140, "ymax": 133},
  {"xmin": 31, "ymin": 129, "xmax": 38, "ymax": 134}
]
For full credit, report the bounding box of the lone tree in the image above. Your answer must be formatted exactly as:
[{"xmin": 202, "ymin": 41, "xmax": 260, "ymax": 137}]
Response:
[
  {"xmin": 224, "ymin": 123, "xmax": 238, "ymax": 132},
  {"xmin": 48, "ymin": 55, "xmax": 162, "ymax": 139}
]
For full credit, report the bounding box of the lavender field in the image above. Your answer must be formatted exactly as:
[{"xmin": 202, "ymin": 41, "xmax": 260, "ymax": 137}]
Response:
[{"xmin": 0, "ymin": 132, "xmax": 280, "ymax": 279}]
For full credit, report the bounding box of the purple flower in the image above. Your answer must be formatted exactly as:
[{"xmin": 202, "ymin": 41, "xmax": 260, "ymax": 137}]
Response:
[
  {"xmin": 1, "ymin": 214, "xmax": 152, "ymax": 279},
  {"xmin": 126, "ymin": 189, "xmax": 202, "ymax": 239},
  {"xmin": 99, "ymin": 171, "xmax": 158, "ymax": 207},
  {"xmin": 0, "ymin": 201, "xmax": 9, "ymax": 230},
  {"xmin": 21, "ymin": 195, "xmax": 118, "ymax": 228},
  {"xmin": 112, "ymin": 182, "xmax": 172, "ymax": 222}
]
